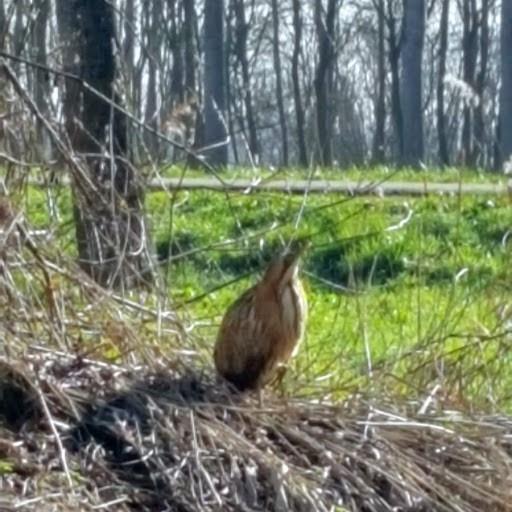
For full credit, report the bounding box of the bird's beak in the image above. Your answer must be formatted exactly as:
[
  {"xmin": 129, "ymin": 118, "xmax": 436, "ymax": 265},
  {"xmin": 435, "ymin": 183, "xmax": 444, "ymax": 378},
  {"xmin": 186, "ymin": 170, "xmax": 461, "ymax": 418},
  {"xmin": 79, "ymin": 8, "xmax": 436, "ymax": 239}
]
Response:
[{"xmin": 278, "ymin": 240, "xmax": 309, "ymax": 293}]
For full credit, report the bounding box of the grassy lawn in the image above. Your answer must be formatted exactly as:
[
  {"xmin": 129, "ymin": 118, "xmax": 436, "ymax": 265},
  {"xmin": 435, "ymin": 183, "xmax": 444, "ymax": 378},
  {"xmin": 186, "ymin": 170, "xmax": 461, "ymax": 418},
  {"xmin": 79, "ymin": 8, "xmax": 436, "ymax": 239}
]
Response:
[
  {"xmin": 15, "ymin": 167, "xmax": 512, "ymax": 408},
  {"xmin": 149, "ymin": 186, "xmax": 512, "ymax": 403},
  {"xmin": 160, "ymin": 162, "xmax": 510, "ymax": 183}
]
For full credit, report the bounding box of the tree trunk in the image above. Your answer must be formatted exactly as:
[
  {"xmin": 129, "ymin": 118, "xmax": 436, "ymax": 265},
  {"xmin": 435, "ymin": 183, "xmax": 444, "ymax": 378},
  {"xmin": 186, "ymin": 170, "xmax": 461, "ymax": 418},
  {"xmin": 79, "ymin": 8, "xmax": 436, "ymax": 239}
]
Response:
[
  {"xmin": 437, "ymin": 0, "xmax": 449, "ymax": 166},
  {"xmin": 386, "ymin": 0, "xmax": 403, "ymax": 161},
  {"xmin": 314, "ymin": 0, "xmax": 337, "ymax": 167},
  {"xmin": 0, "ymin": 0, "xmax": 6, "ymax": 50},
  {"xmin": 372, "ymin": 0, "xmax": 386, "ymax": 163},
  {"xmin": 59, "ymin": 0, "xmax": 151, "ymax": 288},
  {"xmin": 291, "ymin": 0, "xmax": 308, "ymax": 167},
  {"xmin": 474, "ymin": 0, "xmax": 489, "ymax": 167},
  {"xmin": 13, "ymin": 0, "xmax": 24, "ymax": 58},
  {"xmin": 271, "ymin": 0, "xmax": 288, "ymax": 167},
  {"xmin": 144, "ymin": 0, "xmax": 161, "ymax": 156},
  {"xmin": 461, "ymin": 0, "xmax": 478, "ymax": 166},
  {"xmin": 123, "ymin": 0, "xmax": 135, "ymax": 73},
  {"xmin": 122, "ymin": 0, "xmax": 137, "ymax": 162},
  {"xmin": 56, "ymin": 0, "xmax": 81, "ymax": 146},
  {"xmin": 225, "ymin": 1, "xmax": 239, "ymax": 164},
  {"xmin": 183, "ymin": 0, "xmax": 196, "ymax": 97},
  {"xmin": 233, "ymin": 0, "xmax": 259, "ymax": 163},
  {"xmin": 400, "ymin": 0, "xmax": 425, "ymax": 167},
  {"xmin": 168, "ymin": 0, "xmax": 184, "ymax": 106},
  {"xmin": 202, "ymin": 0, "xmax": 228, "ymax": 166},
  {"xmin": 500, "ymin": 0, "xmax": 512, "ymax": 167},
  {"xmin": 33, "ymin": 0, "xmax": 51, "ymax": 161}
]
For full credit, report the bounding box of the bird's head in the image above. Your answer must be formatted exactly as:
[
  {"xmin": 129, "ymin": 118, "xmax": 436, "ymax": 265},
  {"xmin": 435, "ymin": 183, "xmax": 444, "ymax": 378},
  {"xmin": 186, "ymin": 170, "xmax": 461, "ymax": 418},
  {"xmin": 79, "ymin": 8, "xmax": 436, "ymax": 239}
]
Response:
[{"xmin": 263, "ymin": 239, "xmax": 310, "ymax": 292}]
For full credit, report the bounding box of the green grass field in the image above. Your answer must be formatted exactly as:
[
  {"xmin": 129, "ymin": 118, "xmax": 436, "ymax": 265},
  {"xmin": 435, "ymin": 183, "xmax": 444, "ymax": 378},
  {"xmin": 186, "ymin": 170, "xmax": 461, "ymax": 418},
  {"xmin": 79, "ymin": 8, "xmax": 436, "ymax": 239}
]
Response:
[{"xmin": 18, "ymin": 167, "xmax": 512, "ymax": 408}]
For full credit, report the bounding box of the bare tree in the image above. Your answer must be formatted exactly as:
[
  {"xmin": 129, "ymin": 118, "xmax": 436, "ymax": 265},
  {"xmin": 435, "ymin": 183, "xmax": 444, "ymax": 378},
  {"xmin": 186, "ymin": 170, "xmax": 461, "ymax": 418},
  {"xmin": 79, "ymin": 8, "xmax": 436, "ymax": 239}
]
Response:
[
  {"xmin": 13, "ymin": 0, "xmax": 24, "ymax": 58},
  {"xmin": 400, "ymin": 0, "xmax": 425, "ymax": 167},
  {"xmin": 291, "ymin": 0, "xmax": 308, "ymax": 167},
  {"xmin": 123, "ymin": 0, "xmax": 135, "ymax": 75},
  {"xmin": 314, "ymin": 0, "xmax": 337, "ymax": 167},
  {"xmin": 500, "ymin": 0, "xmax": 512, "ymax": 167},
  {"xmin": 144, "ymin": 0, "xmax": 161, "ymax": 156},
  {"xmin": 183, "ymin": 0, "xmax": 196, "ymax": 98},
  {"xmin": 474, "ymin": 0, "xmax": 490, "ymax": 166},
  {"xmin": 203, "ymin": 0, "xmax": 228, "ymax": 166},
  {"xmin": 372, "ymin": 0, "xmax": 386, "ymax": 163},
  {"xmin": 168, "ymin": 0, "xmax": 184, "ymax": 104},
  {"xmin": 32, "ymin": 0, "xmax": 51, "ymax": 160},
  {"xmin": 0, "ymin": 0, "xmax": 6, "ymax": 50},
  {"xmin": 461, "ymin": 0, "xmax": 478, "ymax": 166},
  {"xmin": 271, "ymin": 0, "xmax": 289, "ymax": 166},
  {"xmin": 437, "ymin": 0, "xmax": 449, "ymax": 166},
  {"xmin": 232, "ymin": 0, "xmax": 259, "ymax": 162},
  {"xmin": 58, "ymin": 0, "xmax": 151, "ymax": 288},
  {"xmin": 385, "ymin": 0, "xmax": 403, "ymax": 159},
  {"xmin": 0, "ymin": 0, "xmax": 505, "ymax": 171}
]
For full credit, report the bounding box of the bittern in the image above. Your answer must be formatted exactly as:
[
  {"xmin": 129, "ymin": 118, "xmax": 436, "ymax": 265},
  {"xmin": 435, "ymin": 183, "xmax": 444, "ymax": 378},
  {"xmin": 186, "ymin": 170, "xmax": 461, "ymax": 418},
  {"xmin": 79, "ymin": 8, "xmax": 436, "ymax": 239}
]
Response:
[{"xmin": 214, "ymin": 241, "xmax": 309, "ymax": 392}]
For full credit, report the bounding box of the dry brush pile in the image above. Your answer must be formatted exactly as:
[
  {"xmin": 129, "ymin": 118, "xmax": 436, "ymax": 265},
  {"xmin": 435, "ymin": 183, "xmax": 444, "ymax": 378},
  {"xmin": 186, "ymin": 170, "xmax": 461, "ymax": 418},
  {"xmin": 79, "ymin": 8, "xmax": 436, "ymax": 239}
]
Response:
[{"xmin": 1, "ymin": 199, "xmax": 512, "ymax": 512}]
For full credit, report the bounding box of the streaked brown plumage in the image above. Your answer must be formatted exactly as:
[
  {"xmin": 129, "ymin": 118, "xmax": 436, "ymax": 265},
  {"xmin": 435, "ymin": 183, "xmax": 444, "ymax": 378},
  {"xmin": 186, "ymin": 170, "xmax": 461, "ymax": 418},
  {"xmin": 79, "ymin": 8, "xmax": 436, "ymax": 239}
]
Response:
[{"xmin": 214, "ymin": 242, "xmax": 308, "ymax": 391}]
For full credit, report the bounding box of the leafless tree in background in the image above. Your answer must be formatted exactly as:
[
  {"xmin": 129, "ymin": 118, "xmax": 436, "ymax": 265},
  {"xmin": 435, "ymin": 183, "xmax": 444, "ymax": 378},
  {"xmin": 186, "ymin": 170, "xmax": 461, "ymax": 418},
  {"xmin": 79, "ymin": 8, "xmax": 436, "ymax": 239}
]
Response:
[
  {"xmin": 372, "ymin": 0, "xmax": 386, "ymax": 163},
  {"xmin": 143, "ymin": 0, "xmax": 161, "ymax": 157},
  {"xmin": 437, "ymin": 0, "xmax": 450, "ymax": 166},
  {"xmin": 202, "ymin": 0, "xmax": 228, "ymax": 166},
  {"xmin": 314, "ymin": 0, "xmax": 338, "ymax": 167},
  {"xmin": 461, "ymin": 0, "xmax": 478, "ymax": 166},
  {"xmin": 32, "ymin": 0, "xmax": 50, "ymax": 161},
  {"xmin": 271, "ymin": 0, "xmax": 288, "ymax": 167},
  {"xmin": 385, "ymin": 0, "xmax": 404, "ymax": 161},
  {"xmin": 400, "ymin": 0, "xmax": 425, "ymax": 167},
  {"xmin": 500, "ymin": 0, "xmax": 512, "ymax": 166},
  {"xmin": 0, "ymin": 0, "xmax": 509, "ymax": 171},
  {"xmin": 0, "ymin": 0, "xmax": 7, "ymax": 50},
  {"xmin": 474, "ymin": 0, "xmax": 490, "ymax": 166},
  {"xmin": 232, "ymin": 0, "xmax": 259, "ymax": 163},
  {"xmin": 291, "ymin": 0, "xmax": 308, "ymax": 167}
]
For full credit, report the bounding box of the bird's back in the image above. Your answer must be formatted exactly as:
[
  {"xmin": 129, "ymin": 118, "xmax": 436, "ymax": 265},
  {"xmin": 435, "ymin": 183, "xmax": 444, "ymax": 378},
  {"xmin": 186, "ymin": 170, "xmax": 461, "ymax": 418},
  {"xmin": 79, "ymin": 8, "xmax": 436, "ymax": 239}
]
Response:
[{"xmin": 214, "ymin": 275, "xmax": 306, "ymax": 391}]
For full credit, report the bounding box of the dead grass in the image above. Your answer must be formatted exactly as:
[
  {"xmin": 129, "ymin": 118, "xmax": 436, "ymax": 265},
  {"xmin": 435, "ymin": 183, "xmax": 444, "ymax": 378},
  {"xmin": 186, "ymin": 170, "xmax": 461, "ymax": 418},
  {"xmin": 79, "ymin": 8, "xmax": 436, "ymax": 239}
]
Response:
[{"xmin": 2, "ymin": 199, "xmax": 512, "ymax": 512}]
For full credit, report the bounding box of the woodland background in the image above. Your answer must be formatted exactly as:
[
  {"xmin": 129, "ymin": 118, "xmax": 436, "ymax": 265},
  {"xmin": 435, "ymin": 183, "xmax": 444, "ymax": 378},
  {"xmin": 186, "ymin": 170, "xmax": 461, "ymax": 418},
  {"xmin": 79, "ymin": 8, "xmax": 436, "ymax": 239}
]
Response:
[{"xmin": 1, "ymin": 0, "xmax": 511, "ymax": 171}]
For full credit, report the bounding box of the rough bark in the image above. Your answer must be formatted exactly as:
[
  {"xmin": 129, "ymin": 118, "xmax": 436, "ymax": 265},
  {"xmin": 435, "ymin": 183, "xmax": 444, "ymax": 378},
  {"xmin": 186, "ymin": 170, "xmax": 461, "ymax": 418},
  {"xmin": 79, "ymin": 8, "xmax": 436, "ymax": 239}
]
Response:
[
  {"xmin": 437, "ymin": 0, "xmax": 449, "ymax": 166},
  {"xmin": 59, "ymin": 0, "xmax": 151, "ymax": 288},
  {"xmin": 202, "ymin": 0, "xmax": 228, "ymax": 166},
  {"xmin": 400, "ymin": 0, "xmax": 425, "ymax": 167},
  {"xmin": 291, "ymin": 0, "xmax": 308, "ymax": 167}
]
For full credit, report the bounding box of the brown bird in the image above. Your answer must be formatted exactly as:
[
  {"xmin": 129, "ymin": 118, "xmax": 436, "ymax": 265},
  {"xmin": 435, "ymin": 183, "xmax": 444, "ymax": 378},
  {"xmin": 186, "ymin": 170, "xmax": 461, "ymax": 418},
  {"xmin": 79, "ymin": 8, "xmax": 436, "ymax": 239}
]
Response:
[{"xmin": 214, "ymin": 241, "xmax": 309, "ymax": 392}]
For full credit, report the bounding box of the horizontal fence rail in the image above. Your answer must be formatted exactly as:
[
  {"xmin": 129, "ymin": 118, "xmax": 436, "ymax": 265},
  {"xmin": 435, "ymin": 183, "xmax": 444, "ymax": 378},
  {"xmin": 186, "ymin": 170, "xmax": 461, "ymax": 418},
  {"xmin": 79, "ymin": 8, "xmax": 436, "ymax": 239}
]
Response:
[
  {"xmin": 143, "ymin": 178, "xmax": 512, "ymax": 196},
  {"xmin": 11, "ymin": 177, "xmax": 512, "ymax": 196}
]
